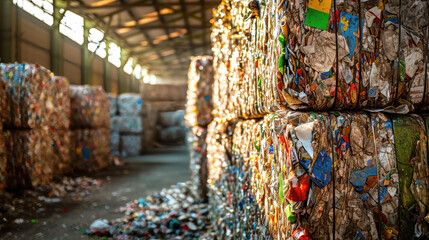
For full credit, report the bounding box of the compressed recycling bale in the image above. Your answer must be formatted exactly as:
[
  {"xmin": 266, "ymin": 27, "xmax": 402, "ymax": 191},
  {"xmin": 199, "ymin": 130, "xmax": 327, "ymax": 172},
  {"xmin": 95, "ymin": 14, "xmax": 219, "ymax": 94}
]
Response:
[
  {"xmin": 188, "ymin": 127, "xmax": 209, "ymax": 201},
  {"xmin": 118, "ymin": 93, "xmax": 143, "ymax": 115},
  {"xmin": 211, "ymin": 0, "xmax": 279, "ymax": 118},
  {"xmin": 72, "ymin": 128, "xmax": 110, "ymax": 172},
  {"xmin": 0, "ymin": 73, "xmax": 8, "ymax": 124},
  {"xmin": 158, "ymin": 111, "xmax": 178, "ymax": 127},
  {"xmin": 50, "ymin": 129, "xmax": 72, "ymax": 177},
  {"xmin": 371, "ymin": 112, "xmax": 400, "ymax": 238},
  {"xmin": 70, "ymin": 85, "xmax": 110, "ymax": 128},
  {"xmin": 0, "ymin": 64, "xmax": 71, "ymax": 128},
  {"xmin": 211, "ymin": 0, "xmax": 428, "ymax": 113},
  {"xmin": 110, "ymin": 131, "xmax": 120, "ymax": 157},
  {"xmin": 120, "ymin": 134, "xmax": 142, "ymax": 157},
  {"xmin": 110, "ymin": 115, "xmax": 143, "ymax": 134},
  {"xmin": 158, "ymin": 126, "xmax": 185, "ymax": 143},
  {"xmin": 4, "ymin": 128, "xmax": 56, "ymax": 190},
  {"xmin": 141, "ymin": 84, "xmax": 187, "ymax": 101},
  {"xmin": 206, "ymin": 118, "xmax": 235, "ymax": 238},
  {"xmin": 0, "ymin": 127, "xmax": 6, "ymax": 191},
  {"xmin": 231, "ymin": 119, "xmax": 262, "ymax": 239},
  {"xmin": 175, "ymin": 110, "xmax": 185, "ymax": 128},
  {"xmin": 277, "ymin": 0, "xmax": 429, "ymax": 111},
  {"xmin": 107, "ymin": 94, "xmax": 118, "ymax": 116},
  {"xmin": 392, "ymin": 114, "xmax": 428, "ymax": 238},
  {"xmin": 330, "ymin": 112, "xmax": 379, "ymax": 238},
  {"xmin": 185, "ymin": 56, "xmax": 214, "ymax": 127},
  {"xmin": 204, "ymin": 110, "xmax": 429, "ymax": 238},
  {"xmin": 268, "ymin": 111, "xmax": 334, "ymax": 239},
  {"xmin": 158, "ymin": 111, "xmax": 185, "ymax": 127}
]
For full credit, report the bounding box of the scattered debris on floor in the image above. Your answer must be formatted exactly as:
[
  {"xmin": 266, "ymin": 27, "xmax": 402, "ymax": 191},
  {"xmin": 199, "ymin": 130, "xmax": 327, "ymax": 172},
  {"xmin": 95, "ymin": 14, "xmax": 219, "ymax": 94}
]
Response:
[
  {"xmin": 0, "ymin": 176, "xmax": 103, "ymax": 226},
  {"xmin": 86, "ymin": 181, "xmax": 215, "ymax": 239}
]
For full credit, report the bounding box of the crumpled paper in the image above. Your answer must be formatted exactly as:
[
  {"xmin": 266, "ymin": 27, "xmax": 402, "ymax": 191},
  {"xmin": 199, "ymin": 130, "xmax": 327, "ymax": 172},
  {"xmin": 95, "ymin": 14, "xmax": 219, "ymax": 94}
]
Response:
[
  {"xmin": 70, "ymin": 85, "xmax": 110, "ymax": 128},
  {"xmin": 71, "ymin": 128, "xmax": 110, "ymax": 172},
  {"xmin": 118, "ymin": 93, "xmax": 143, "ymax": 116}
]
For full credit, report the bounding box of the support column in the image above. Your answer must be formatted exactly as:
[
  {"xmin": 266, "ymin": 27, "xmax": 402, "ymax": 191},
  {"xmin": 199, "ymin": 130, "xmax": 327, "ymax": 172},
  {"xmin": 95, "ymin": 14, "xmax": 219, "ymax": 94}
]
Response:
[
  {"xmin": 81, "ymin": 20, "xmax": 93, "ymax": 85},
  {"xmin": 51, "ymin": 0, "xmax": 64, "ymax": 75},
  {"xmin": 0, "ymin": 0, "xmax": 17, "ymax": 62},
  {"xmin": 104, "ymin": 40, "xmax": 112, "ymax": 92}
]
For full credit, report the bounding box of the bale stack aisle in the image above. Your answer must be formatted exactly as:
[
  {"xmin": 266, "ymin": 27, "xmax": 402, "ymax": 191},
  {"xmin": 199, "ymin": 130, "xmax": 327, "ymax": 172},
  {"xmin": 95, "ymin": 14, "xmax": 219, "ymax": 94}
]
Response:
[
  {"xmin": 141, "ymin": 84, "xmax": 187, "ymax": 150},
  {"xmin": 110, "ymin": 93, "xmax": 145, "ymax": 157},
  {"xmin": 201, "ymin": 0, "xmax": 429, "ymax": 239},
  {"xmin": 70, "ymin": 85, "xmax": 111, "ymax": 172},
  {"xmin": 185, "ymin": 56, "xmax": 214, "ymax": 201}
]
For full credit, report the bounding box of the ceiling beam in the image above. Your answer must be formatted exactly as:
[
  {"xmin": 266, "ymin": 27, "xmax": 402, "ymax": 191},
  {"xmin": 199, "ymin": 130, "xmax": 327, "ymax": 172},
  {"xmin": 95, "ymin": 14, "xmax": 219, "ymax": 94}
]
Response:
[
  {"xmin": 151, "ymin": 0, "xmax": 183, "ymax": 64},
  {"xmin": 118, "ymin": 6, "xmax": 209, "ymax": 39},
  {"xmin": 118, "ymin": 0, "xmax": 167, "ymax": 65},
  {"xmin": 70, "ymin": 0, "xmax": 220, "ymax": 9},
  {"xmin": 179, "ymin": 0, "xmax": 195, "ymax": 56},
  {"xmin": 129, "ymin": 31, "xmax": 206, "ymax": 53},
  {"xmin": 200, "ymin": 0, "xmax": 209, "ymax": 51},
  {"xmin": 112, "ymin": 24, "xmax": 210, "ymax": 29}
]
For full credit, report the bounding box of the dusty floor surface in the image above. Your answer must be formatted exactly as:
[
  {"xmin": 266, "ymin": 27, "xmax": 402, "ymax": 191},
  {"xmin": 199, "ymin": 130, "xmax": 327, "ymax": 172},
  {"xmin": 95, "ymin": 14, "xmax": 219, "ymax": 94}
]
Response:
[{"xmin": 0, "ymin": 146, "xmax": 190, "ymax": 240}]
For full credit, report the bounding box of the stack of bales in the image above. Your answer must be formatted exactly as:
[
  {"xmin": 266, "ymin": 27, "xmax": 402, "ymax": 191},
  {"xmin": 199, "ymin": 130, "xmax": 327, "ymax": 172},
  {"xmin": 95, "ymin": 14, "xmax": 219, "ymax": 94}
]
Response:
[
  {"xmin": 157, "ymin": 110, "xmax": 186, "ymax": 144},
  {"xmin": 141, "ymin": 84, "xmax": 187, "ymax": 150},
  {"xmin": 185, "ymin": 56, "xmax": 214, "ymax": 201},
  {"xmin": 201, "ymin": 0, "xmax": 429, "ymax": 239},
  {"xmin": 107, "ymin": 94, "xmax": 120, "ymax": 156},
  {"xmin": 0, "ymin": 64, "xmax": 71, "ymax": 191},
  {"xmin": 110, "ymin": 93, "xmax": 144, "ymax": 157},
  {"xmin": 70, "ymin": 85, "xmax": 110, "ymax": 172}
]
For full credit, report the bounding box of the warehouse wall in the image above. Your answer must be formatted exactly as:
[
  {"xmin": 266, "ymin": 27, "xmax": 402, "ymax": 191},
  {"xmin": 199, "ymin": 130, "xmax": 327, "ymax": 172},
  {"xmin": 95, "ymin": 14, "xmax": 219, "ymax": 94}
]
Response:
[
  {"xmin": 20, "ymin": 11, "xmax": 50, "ymax": 69},
  {"xmin": 1, "ymin": 5, "xmax": 136, "ymax": 94}
]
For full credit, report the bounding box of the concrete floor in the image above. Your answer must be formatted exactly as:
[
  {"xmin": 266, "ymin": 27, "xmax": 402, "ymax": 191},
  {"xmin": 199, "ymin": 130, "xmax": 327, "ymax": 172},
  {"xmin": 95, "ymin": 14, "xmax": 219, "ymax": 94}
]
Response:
[{"xmin": 0, "ymin": 145, "xmax": 190, "ymax": 240}]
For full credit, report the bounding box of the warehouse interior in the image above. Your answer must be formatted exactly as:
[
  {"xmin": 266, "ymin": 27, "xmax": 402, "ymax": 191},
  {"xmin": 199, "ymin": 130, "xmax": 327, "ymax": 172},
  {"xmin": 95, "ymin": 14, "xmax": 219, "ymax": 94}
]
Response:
[{"xmin": 1, "ymin": 0, "xmax": 429, "ymax": 239}]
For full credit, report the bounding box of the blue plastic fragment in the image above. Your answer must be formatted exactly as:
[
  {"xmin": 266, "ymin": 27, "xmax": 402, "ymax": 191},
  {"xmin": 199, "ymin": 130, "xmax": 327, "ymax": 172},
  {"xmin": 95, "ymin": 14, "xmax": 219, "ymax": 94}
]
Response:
[
  {"xmin": 379, "ymin": 187, "xmax": 388, "ymax": 202},
  {"xmin": 384, "ymin": 121, "xmax": 392, "ymax": 129},
  {"xmin": 299, "ymin": 160, "xmax": 311, "ymax": 171},
  {"xmin": 269, "ymin": 144, "xmax": 274, "ymax": 154},
  {"xmin": 82, "ymin": 147, "xmax": 90, "ymax": 159},
  {"xmin": 310, "ymin": 148, "xmax": 332, "ymax": 188},
  {"xmin": 350, "ymin": 166, "xmax": 377, "ymax": 187}
]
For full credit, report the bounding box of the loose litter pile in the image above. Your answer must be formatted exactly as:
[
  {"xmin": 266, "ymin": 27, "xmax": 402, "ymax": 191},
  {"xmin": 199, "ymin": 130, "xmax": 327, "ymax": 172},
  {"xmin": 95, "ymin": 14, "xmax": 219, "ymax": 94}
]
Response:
[{"xmin": 87, "ymin": 182, "xmax": 215, "ymax": 239}]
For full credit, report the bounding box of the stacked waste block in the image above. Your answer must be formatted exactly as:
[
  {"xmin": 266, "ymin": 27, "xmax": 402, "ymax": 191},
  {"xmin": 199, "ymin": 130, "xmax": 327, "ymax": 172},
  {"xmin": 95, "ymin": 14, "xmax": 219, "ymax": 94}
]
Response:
[
  {"xmin": 157, "ymin": 110, "xmax": 186, "ymax": 144},
  {"xmin": 203, "ymin": 0, "xmax": 429, "ymax": 239},
  {"xmin": 185, "ymin": 56, "xmax": 214, "ymax": 201},
  {"xmin": 141, "ymin": 84, "xmax": 187, "ymax": 150},
  {"xmin": 0, "ymin": 73, "xmax": 7, "ymax": 192},
  {"xmin": 110, "ymin": 93, "xmax": 144, "ymax": 157},
  {"xmin": 70, "ymin": 85, "xmax": 110, "ymax": 171},
  {"xmin": 108, "ymin": 94, "xmax": 120, "ymax": 156},
  {"xmin": 0, "ymin": 64, "xmax": 71, "ymax": 191}
]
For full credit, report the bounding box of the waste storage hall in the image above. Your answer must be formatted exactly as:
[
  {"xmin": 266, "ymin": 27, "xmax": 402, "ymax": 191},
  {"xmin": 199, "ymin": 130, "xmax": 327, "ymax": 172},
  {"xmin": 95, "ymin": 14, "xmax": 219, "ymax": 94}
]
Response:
[{"xmin": 0, "ymin": 0, "xmax": 428, "ymax": 239}]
